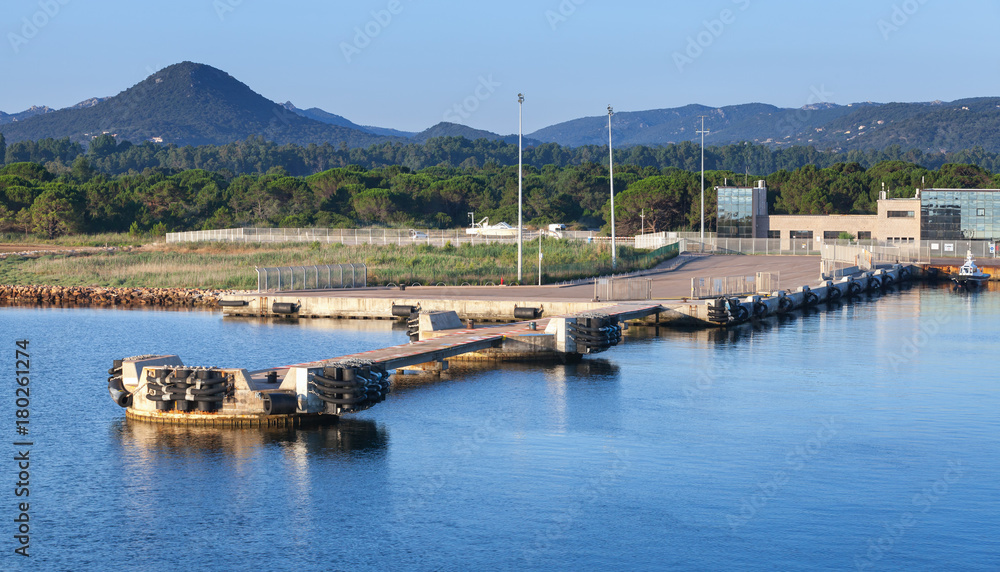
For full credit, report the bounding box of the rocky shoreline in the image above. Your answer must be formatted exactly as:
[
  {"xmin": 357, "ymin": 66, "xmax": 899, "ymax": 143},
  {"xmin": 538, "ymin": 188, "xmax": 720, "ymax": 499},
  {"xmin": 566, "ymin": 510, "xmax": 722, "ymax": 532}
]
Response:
[{"xmin": 0, "ymin": 285, "xmax": 225, "ymax": 309}]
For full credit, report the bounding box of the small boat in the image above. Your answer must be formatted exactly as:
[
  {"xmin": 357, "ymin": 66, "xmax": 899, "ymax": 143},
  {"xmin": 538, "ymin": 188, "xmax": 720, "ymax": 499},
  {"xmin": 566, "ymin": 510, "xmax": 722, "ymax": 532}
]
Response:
[{"xmin": 952, "ymin": 250, "xmax": 991, "ymax": 288}]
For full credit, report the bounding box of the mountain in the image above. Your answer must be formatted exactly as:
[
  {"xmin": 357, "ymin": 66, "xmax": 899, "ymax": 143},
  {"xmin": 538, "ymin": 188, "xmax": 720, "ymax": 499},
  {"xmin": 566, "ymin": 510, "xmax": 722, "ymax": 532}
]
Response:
[
  {"xmin": 281, "ymin": 102, "xmax": 415, "ymax": 138},
  {"xmin": 0, "ymin": 105, "xmax": 54, "ymax": 125},
  {"xmin": 412, "ymin": 122, "xmax": 542, "ymax": 146},
  {"xmin": 69, "ymin": 97, "xmax": 109, "ymax": 109},
  {"xmin": 528, "ymin": 98, "xmax": 1000, "ymax": 152},
  {"xmin": 0, "ymin": 62, "xmax": 391, "ymax": 147},
  {"xmin": 4, "ymin": 61, "xmax": 1000, "ymax": 153}
]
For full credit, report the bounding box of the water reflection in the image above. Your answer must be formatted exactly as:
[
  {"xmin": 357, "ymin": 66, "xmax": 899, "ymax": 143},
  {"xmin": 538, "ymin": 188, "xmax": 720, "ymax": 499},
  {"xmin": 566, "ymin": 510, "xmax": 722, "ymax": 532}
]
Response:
[
  {"xmin": 223, "ymin": 315, "xmax": 400, "ymax": 334},
  {"xmin": 111, "ymin": 417, "xmax": 388, "ymax": 458}
]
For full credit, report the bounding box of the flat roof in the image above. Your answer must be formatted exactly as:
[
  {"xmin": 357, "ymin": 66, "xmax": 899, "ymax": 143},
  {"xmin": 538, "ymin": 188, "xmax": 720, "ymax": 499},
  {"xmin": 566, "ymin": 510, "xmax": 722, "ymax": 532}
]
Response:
[{"xmin": 922, "ymin": 188, "xmax": 1000, "ymax": 192}]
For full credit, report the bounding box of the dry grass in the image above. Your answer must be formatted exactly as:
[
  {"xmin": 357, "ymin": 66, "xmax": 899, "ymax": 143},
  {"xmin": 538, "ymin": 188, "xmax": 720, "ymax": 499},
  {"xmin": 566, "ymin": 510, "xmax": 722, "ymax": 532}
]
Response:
[{"xmin": 0, "ymin": 240, "xmax": 676, "ymax": 289}]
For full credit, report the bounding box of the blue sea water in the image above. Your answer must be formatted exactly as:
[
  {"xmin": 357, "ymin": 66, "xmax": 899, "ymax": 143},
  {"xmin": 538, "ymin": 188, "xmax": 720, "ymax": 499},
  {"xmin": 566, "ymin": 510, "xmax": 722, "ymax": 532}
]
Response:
[{"xmin": 2, "ymin": 284, "xmax": 998, "ymax": 571}]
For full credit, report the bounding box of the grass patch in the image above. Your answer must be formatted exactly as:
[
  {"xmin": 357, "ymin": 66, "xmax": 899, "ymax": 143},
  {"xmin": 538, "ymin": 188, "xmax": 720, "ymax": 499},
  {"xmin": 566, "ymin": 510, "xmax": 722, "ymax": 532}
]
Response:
[{"xmin": 0, "ymin": 239, "xmax": 678, "ymax": 289}]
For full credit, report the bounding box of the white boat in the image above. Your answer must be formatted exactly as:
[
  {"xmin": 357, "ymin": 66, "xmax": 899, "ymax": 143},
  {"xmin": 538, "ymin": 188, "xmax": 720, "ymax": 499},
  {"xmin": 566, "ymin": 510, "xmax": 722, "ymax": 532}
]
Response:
[
  {"xmin": 466, "ymin": 217, "xmax": 518, "ymax": 238},
  {"xmin": 952, "ymin": 250, "xmax": 991, "ymax": 288}
]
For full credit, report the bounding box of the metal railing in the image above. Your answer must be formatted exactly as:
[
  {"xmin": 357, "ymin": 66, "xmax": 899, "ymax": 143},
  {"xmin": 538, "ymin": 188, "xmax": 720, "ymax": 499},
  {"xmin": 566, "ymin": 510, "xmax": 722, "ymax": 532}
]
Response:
[
  {"xmin": 678, "ymin": 237, "xmax": 1000, "ymax": 260},
  {"xmin": 690, "ymin": 272, "xmax": 779, "ymax": 299},
  {"xmin": 256, "ymin": 264, "xmax": 367, "ymax": 292},
  {"xmin": 594, "ymin": 277, "xmax": 653, "ymax": 301},
  {"xmin": 167, "ymin": 227, "xmax": 598, "ymax": 246},
  {"xmin": 820, "ymin": 242, "xmax": 926, "ymax": 277}
]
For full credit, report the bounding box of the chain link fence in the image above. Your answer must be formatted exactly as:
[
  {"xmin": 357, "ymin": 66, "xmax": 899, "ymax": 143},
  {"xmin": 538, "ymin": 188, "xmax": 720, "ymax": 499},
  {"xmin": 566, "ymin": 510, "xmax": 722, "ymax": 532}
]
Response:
[
  {"xmin": 256, "ymin": 264, "xmax": 367, "ymax": 292},
  {"xmin": 594, "ymin": 277, "xmax": 653, "ymax": 301},
  {"xmin": 690, "ymin": 272, "xmax": 779, "ymax": 299},
  {"xmin": 167, "ymin": 227, "xmax": 597, "ymax": 246}
]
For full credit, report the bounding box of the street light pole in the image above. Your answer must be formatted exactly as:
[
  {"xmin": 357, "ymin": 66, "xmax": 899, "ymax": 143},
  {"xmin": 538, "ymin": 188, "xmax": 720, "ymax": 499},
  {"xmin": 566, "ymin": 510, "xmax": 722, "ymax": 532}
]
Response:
[
  {"xmin": 697, "ymin": 116, "xmax": 710, "ymax": 245},
  {"xmin": 538, "ymin": 230, "xmax": 542, "ymax": 286},
  {"xmin": 517, "ymin": 93, "xmax": 524, "ymax": 283},
  {"xmin": 608, "ymin": 105, "xmax": 616, "ymax": 270}
]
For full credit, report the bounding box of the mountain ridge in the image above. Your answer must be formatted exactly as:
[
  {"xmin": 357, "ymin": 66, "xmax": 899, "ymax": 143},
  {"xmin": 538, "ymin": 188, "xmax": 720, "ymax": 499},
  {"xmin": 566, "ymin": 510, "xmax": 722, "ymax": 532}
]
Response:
[
  {"xmin": 3, "ymin": 61, "xmax": 1000, "ymax": 153},
  {"xmin": 0, "ymin": 62, "xmax": 390, "ymax": 147}
]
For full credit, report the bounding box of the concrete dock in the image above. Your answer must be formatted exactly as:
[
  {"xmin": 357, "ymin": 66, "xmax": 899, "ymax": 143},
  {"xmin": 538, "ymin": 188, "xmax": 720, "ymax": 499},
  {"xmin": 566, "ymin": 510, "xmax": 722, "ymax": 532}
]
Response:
[
  {"xmin": 110, "ymin": 254, "xmax": 920, "ymax": 426},
  {"xmin": 220, "ymin": 254, "xmax": 823, "ymax": 326}
]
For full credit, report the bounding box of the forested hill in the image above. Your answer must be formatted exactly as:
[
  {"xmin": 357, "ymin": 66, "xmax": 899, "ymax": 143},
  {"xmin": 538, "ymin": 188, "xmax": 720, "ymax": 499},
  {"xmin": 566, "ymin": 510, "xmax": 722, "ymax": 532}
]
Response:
[
  {"xmin": 1, "ymin": 150, "xmax": 998, "ymax": 241},
  {"xmin": 0, "ymin": 62, "xmax": 390, "ymax": 148},
  {"xmin": 4, "ymin": 60, "xmax": 1000, "ymax": 154},
  {"xmin": 8, "ymin": 134, "xmax": 1000, "ymax": 180},
  {"xmin": 528, "ymin": 98, "xmax": 1000, "ymax": 152}
]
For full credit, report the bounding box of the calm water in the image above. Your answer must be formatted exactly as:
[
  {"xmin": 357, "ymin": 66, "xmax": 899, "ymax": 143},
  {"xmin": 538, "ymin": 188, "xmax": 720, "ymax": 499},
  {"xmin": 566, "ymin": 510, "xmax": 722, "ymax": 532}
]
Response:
[{"xmin": 2, "ymin": 285, "xmax": 999, "ymax": 571}]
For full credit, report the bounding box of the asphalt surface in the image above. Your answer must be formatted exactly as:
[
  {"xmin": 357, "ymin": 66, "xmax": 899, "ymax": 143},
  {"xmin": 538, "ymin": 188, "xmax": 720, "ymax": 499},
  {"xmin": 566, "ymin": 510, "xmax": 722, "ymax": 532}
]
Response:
[{"xmin": 260, "ymin": 254, "xmax": 823, "ymax": 302}]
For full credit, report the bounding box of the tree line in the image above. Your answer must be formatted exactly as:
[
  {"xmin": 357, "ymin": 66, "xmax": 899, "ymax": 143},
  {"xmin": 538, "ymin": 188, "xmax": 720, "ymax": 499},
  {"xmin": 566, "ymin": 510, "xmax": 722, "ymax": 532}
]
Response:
[
  {"xmin": 2, "ymin": 149, "xmax": 998, "ymax": 239},
  {"xmin": 9, "ymin": 134, "xmax": 1000, "ymax": 180}
]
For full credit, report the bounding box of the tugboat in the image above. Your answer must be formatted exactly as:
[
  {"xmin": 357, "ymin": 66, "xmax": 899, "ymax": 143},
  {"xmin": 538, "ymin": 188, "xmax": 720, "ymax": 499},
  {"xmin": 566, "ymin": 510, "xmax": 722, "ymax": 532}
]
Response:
[{"xmin": 952, "ymin": 250, "xmax": 991, "ymax": 289}]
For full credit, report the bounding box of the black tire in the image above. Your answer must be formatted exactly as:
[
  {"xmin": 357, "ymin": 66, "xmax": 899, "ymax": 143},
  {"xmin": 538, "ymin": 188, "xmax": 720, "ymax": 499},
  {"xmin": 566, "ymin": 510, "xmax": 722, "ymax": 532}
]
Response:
[
  {"xmin": 736, "ymin": 306, "xmax": 750, "ymax": 321},
  {"xmin": 753, "ymin": 302, "xmax": 768, "ymax": 319}
]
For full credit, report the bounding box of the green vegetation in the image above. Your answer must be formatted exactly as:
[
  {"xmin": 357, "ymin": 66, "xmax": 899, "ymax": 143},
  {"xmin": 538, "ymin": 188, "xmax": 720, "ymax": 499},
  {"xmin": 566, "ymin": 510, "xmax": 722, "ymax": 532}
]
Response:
[
  {"xmin": 2, "ymin": 155, "xmax": 999, "ymax": 241},
  {"xmin": 10, "ymin": 135, "xmax": 1000, "ymax": 180},
  {"xmin": 0, "ymin": 241, "xmax": 678, "ymax": 289}
]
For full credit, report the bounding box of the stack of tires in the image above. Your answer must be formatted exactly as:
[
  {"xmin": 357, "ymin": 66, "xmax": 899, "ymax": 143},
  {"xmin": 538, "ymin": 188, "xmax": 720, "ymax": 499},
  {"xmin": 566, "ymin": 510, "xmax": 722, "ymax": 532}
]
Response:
[
  {"xmin": 310, "ymin": 361, "xmax": 390, "ymax": 414},
  {"xmin": 568, "ymin": 314, "xmax": 622, "ymax": 354},
  {"xmin": 146, "ymin": 367, "xmax": 229, "ymax": 412},
  {"xmin": 708, "ymin": 297, "xmax": 749, "ymax": 325},
  {"xmin": 407, "ymin": 311, "xmax": 421, "ymax": 341},
  {"xmin": 107, "ymin": 359, "xmax": 131, "ymax": 408},
  {"xmin": 108, "ymin": 355, "xmax": 162, "ymax": 408}
]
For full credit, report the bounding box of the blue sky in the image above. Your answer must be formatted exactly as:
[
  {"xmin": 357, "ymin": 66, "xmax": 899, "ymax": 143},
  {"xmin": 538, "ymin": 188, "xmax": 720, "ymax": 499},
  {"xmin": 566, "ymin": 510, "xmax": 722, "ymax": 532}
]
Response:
[{"xmin": 3, "ymin": 0, "xmax": 999, "ymax": 134}]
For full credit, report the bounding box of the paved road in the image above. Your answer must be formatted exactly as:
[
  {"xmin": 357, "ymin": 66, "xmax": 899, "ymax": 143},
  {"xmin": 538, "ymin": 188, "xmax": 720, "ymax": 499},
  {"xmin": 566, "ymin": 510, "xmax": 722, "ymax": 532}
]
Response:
[{"xmin": 250, "ymin": 254, "xmax": 822, "ymax": 302}]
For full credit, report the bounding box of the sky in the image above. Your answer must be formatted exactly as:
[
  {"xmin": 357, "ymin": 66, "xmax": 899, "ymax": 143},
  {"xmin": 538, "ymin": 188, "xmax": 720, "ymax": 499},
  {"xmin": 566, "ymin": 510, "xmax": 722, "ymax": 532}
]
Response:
[{"xmin": 3, "ymin": 0, "xmax": 1000, "ymax": 135}]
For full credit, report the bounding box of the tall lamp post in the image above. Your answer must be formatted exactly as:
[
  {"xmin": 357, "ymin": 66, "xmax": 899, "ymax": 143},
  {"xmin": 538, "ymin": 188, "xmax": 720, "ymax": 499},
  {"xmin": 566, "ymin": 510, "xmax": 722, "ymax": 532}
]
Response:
[
  {"xmin": 538, "ymin": 230, "xmax": 542, "ymax": 286},
  {"xmin": 697, "ymin": 116, "xmax": 710, "ymax": 246},
  {"xmin": 517, "ymin": 93, "xmax": 524, "ymax": 283},
  {"xmin": 608, "ymin": 105, "xmax": 616, "ymax": 270}
]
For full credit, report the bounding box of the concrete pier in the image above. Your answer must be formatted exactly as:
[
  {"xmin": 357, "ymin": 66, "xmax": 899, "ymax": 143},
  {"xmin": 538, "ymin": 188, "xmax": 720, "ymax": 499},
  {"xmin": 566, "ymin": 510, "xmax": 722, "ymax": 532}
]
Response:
[{"xmin": 111, "ymin": 255, "xmax": 921, "ymax": 426}]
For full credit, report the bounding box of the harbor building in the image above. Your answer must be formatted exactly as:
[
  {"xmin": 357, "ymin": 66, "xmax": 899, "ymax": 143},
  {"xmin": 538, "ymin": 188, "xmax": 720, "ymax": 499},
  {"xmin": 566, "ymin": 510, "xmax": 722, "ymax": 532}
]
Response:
[
  {"xmin": 716, "ymin": 185, "xmax": 1000, "ymax": 244},
  {"xmin": 716, "ymin": 180, "xmax": 768, "ymax": 238},
  {"xmin": 920, "ymin": 188, "xmax": 1000, "ymax": 241}
]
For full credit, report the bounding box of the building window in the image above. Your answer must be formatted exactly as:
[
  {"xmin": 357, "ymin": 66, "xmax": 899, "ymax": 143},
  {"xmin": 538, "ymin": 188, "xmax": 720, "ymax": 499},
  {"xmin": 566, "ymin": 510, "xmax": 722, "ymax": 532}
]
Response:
[
  {"xmin": 858, "ymin": 231, "xmax": 872, "ymax": 240},
  {"xmin": 789, "ymin": 230, "xmax": 813, "ymax": 239},
  {"xmin": 716, "ymin": 187, "xmax": 755, "ymax": 238},
  {"xmin": 767, "ymin": 230, "xmax": 780, "ymax": 239},
  {"xmin": 823, "ymin": 231, "xmax": 846, "ymax": 240},
  {"xmin": 978, "ymin": 208, "xmax": 986, "ymax": 216},
  {"xmin": 887, "ymin": 210, "xmax": 915, "ymax": 218}
]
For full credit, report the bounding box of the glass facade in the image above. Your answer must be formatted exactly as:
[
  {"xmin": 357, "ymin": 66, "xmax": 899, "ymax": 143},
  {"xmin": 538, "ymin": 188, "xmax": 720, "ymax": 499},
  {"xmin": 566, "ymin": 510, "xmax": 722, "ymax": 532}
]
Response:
[
  {"xmin": 717, "ymin": 187, "xmax": 755, "ymax": 238},
  {"xmin": 921, "ymin": 190, "xmax": 1000, "ymax": 240}
]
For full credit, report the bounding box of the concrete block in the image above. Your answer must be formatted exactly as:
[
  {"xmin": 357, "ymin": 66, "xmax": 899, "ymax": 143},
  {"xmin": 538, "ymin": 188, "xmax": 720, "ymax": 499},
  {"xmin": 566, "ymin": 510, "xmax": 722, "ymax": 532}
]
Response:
[
  {"xmin": 418, "ymin": 311, "xmax": 464, "ymax": 332},
  {"xmin": 545, "ymin": 317, "xmax": 577, "ymax": 353}
]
